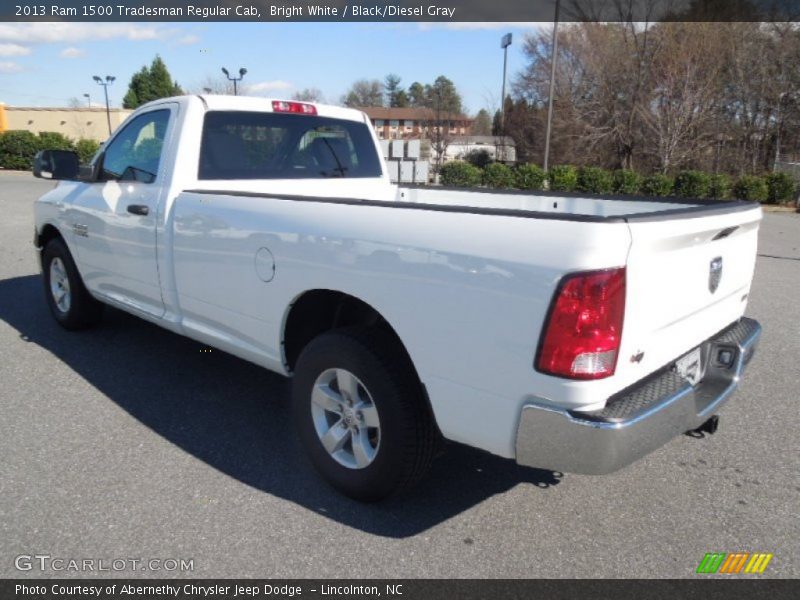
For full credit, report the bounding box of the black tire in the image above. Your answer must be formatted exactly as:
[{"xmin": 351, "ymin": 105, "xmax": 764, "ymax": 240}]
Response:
[
  {"xmin": 41, "ymin": 237, "xmax": 104, "ymax": 330},
  {"xmin": 292, "ymin": 327, "xmax": 437, "ymax": 501}
]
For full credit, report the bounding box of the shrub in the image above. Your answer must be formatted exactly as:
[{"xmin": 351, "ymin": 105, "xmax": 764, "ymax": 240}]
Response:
[
  {"xmin": 37, "ymin": 131, "xmax": 75, "ymax": 152},
  {"xmin": 439, "ymin": 161, "xmax": 482, "ymax": 187},
  {"xmin": 708, "ymin": 174, "xmax": 732, "ymax": 199},
  {"xmin": 482, "ymin": 162, "xmax": 515, "ymax": 188},
  {"xmin": 514, "ymin": 163, "xmax": 546, "ymax": 190},
  {"xmin": 75, "ymin": 138, "xmax": 101, "ymax": 164},
  {"xmin": 641, "ymin": 173, "xmax": 674, "ymax": 197},
  {"xmin": 0, "ymin": 130, "xmax": 41, "ymax": 170},
  {"xmin": 764, "ymin": 172, "xmax": 796, "ymax": 205},
  {"xmin": 673, "ymin": 170, "xmax": 711, "ymax": 199},
  {"xmin": 548, "ymin": 165, "xmax": 578, "ymax": 192},
  {"xmin": 577, "ymin": 166, "xmax": 614, "ymax": 194},
  {"xmin": 612, "ymin": 169, "xmax": 642, "ymax": 195},
  {"xmin": 463, "ymin": 148, "xmax": 492, "ymax": 170},
  {"xmin": 732, "ymin": 175, "xmax": 768, "ymax": 202}
]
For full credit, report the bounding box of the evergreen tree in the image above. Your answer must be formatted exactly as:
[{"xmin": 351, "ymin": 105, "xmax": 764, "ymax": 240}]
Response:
[
  {"xmin": 384, "ymin": 74, "xmax": 409, "ymax": 108},
  {"xmin": 472, "ymin": 109, "xmax": 493, "ymax": 135},
  {"xmin": 408, "ymin": 82, "xmax": 426, "ymax": 107},
  {"xmin": 123, "ymin": 55, "xmax": 183, "ymax": 109}
]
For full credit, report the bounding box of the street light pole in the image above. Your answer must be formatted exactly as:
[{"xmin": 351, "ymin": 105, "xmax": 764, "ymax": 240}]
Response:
[
  {"xmin": 92, "ymin": 75, "xmax": 115, "ymax": 135},
  {"xmin": 543, "ymin": 0, "xmax": 560, "ymax": 175},
  {"xmin": 499, "ymin": 33, "xmax": 513, "ymax": 163},
  {"xmin": 222, "ymin": 67, "xmax": 247, "ymax": 96},
  {"xmin": 774, "ymin": 92, "xmax": 787, "ymax": 172},
  {"xmin": 500, "ymin": 33, "xmax": 512, "ymax": 134},
  {"xmin": 83, "ymin": 93, "xmax": 90, "ymax": 107}
]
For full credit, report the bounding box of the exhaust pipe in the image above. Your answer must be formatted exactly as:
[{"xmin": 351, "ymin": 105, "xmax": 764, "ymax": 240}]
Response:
[{"xmin": 695, "ymin": 415, "xmax": 720, "ymax": 436}]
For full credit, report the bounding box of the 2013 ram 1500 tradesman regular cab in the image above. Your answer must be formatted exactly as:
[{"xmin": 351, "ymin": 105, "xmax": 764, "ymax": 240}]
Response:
[{"xmin": 32, "ymin": 95, "xmax": 762, "ymax": 500}]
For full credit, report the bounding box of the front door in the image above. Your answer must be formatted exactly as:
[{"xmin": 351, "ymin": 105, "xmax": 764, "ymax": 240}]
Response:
[{"xmin": 65, "ymin": 106, "xmax": 175, "ymax": 317}]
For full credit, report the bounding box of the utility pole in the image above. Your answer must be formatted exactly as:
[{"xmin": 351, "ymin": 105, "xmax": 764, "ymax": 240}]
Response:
[{"xmin": 543, "ymin": 0, "xmax": 560, "ymax": 174}]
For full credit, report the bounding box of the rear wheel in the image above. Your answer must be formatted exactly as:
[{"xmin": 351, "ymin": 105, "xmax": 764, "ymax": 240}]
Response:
[
  {"xmin": 292, "ymin": 328, "xmax": 436, "ymax": 501},
  {"xmin": 42, "ymin": 237, "xmax": 103, "ymax": 330}
]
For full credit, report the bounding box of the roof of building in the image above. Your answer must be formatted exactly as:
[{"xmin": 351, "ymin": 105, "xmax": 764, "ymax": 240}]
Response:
[
  {"xmin": 360, "ymin": 106, "xmax": 471, "ymax": 122},
  {"xmin": 2, "ymin": 106, "xmax": 130, "ymax": 112},
  {"xmin": 449, "ymin": 135, "xmax": 516, "ymax": 146}
]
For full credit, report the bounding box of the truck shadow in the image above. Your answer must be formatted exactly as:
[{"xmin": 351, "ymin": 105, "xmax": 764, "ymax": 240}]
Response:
[{"xmin": 0, "ymin": 274, "xmax": 560, "ymax": 538}]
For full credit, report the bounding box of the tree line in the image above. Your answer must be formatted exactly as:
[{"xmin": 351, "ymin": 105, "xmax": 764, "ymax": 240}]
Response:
[
  {"xmin": 506, "ymin": 21, "xmax": 800, "ymax": 177},
  {"xmin": 341, "ymin": 74, "xmax": 465, "ymax": 115}
]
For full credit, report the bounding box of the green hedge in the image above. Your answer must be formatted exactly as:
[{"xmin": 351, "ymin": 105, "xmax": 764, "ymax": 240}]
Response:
[
  {"xmin": 75, "ymin": 138, "xmax": 101, "ymax": 164},
  {"xmin": 483, "ymin": 162, "xmax": 515, "ymax": 188},
  {"xmin": 765, "ymin": 172, "xmax": 796, "ymax": 204},
  {"xmin": 463, "ymin": 148, "xmax": 492, "ymax": 170},
  {"xmin": 0, "ymin": 131, "xmax": 41, "ymax": 170},
  {"xmin": 548, "ymin": 165, "xmax": 578, "ymax": 192},
  {"xmin": 673, "ymin": 170, "xmax": 711, "ymax": 199},
  {"xmin": 733, "ymin": 175, "xmax": 769, "ymax": 202},
  {"xmin": 613, "ymin": 169, "xmax": 642, "ymax": 195},
  {"xmin": 439, "ymin": 161, "xmax": 482, "ymax": 187},
  {"xmin": 36, "ymin": 131, "xmax": 75, "ymax": 152},
  {"xmin": 577, "ymin": 166, "xmax": 614, "ymax": 194},
  {"xmin": 435, "ymin": 160, "xmax": 793, "ymax": 203},
  {"xmin": 0, "ymin": 130, "xmax": 99, "ymax": 170},
  {"xmin": 708, "ymin": 174, "xmax": 732, "ymax": 199},
  {"xmin": 641, "ymin": 173, "xmax": 674, "ymax": 197},
  {"xmin": 514, "ymin": 164, "xmax": 546, "ymax": 190}
]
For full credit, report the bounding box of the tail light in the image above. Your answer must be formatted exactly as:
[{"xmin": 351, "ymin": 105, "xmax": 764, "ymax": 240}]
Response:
[
  {"xmin": 536, "ymin": 267, "xmax": 626, "ymax": 380},
  {"xmin": 272, "ymin": 100, "xmax": 317, "ymax": 115}
]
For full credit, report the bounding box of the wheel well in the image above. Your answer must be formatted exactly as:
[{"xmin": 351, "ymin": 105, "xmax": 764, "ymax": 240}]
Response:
[
  {"xmin": 283, "ymin": 290, "xmax": 407, "ymax": 373},
  {"xmin": 37, "ymin": 224, "xmax": 63, "ymax": 249},
  {"xmin": 283, "ymin": 290, "xmax": 441, "ymax": 441}
]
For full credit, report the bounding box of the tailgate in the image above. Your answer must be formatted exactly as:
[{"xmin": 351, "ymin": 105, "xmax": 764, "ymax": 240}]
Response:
[{"xmin": 615, "ymin": 205, "xmax": 762, "ymax": 386}]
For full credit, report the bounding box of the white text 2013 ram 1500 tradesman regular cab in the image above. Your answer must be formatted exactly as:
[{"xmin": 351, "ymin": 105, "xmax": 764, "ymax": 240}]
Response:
[{"xmin": 32, "ymin": 95, "xmax": 762, "ymax": 500}]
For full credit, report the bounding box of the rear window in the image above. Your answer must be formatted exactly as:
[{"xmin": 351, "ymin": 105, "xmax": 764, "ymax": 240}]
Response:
[{"xmin": 198, "ymin": 111, "xmax": 383, "ymax": 180}]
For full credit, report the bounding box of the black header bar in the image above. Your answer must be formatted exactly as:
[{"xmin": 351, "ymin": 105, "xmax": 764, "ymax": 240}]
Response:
[{"xmin": 3, "ymin": 1, "xmax": 800, "ymax": 22}]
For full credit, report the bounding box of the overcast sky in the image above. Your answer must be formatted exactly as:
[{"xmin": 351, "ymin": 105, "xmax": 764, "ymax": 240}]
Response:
[{"xmin": 0, "ymin": 22, "xmax": 540, "ymax": 114}]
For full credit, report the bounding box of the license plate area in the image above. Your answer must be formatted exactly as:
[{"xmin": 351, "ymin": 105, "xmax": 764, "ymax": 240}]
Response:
[{"xmin": 674, "ymin": 346, "xmax": 705, "ymax": 386}]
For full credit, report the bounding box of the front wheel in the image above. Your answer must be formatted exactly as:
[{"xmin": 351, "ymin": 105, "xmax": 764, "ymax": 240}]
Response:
[
  {"xmin": 41, "ymin": 237, "xmax": 104, "ymax": 330},
  {"xmin": 292, "ymin": 328, "xmax": 437, "ymax": 501}
]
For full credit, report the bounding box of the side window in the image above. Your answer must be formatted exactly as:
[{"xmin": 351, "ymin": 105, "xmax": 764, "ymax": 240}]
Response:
[{"xmin": 102, "ymin": 109, "xmax": 170, "ymax": 183}]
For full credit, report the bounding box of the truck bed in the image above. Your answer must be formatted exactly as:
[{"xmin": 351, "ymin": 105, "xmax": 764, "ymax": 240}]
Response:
[{"xmin": 397, "ymin": 186, "xmax": 758, "ymax": 221}]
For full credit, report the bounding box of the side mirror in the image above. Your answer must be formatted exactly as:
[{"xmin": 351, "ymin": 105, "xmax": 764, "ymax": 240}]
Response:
[
  {"xmin": 78, "ymin": 152, "xmax": 104, "ymax": 183},
  {"xmin": 33, "ymin": 150, "xmax": 80, "ymax": 180}
]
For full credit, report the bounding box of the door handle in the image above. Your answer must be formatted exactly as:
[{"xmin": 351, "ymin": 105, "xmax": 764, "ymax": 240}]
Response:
[{"xmin": 127, "ymin": 204, "xmax": 150, "ymax": 216}]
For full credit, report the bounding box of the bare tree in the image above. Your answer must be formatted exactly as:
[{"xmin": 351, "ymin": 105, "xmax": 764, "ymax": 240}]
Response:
[
  {"xmin": 511, "ymin": 19, "xmax": 800, "ymax": 175},
  {"xmin": 341, "ymin": 79, "xmax": 384, "ymax": 107},
  {"xmin": 292, "ymin": 88, "xmax": 325, "ymax": 103},
  {"xmin": 639, "ymin": 23, "xmax": 724, "ymax": 173},
  {"xmin": 189, "ymin": 74, "xmax": 234, "ymax": 95}
]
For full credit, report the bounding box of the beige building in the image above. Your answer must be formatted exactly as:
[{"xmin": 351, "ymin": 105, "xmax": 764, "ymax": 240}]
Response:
[{"xmin": 0, "ymin": 105, "xmax": 132, "ymax": 142}]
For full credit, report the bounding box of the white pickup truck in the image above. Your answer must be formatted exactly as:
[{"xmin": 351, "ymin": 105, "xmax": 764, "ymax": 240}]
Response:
[{"xmin": 32, "ymin": 95, "xmax": 762, "ymax": 500}]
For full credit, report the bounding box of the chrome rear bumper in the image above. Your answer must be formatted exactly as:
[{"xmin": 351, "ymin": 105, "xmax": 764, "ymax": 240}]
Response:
[{"xmin": 515, "ymin": 317, "xmax": 761, "ymax": 474}]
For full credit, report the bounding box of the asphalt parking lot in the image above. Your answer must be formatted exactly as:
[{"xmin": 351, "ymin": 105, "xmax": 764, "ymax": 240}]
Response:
[{"xmin": 0, "ymin": 171, "xmax": 798, "ymax": 579}]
